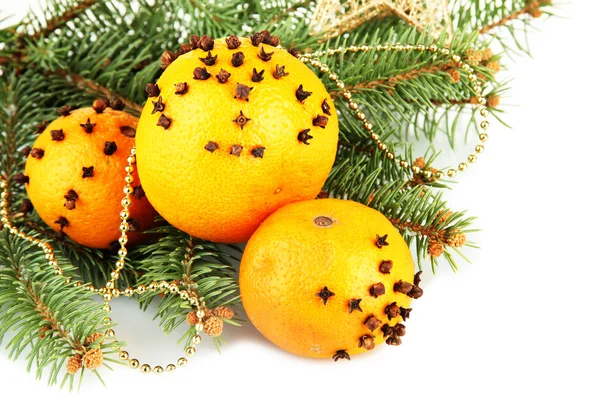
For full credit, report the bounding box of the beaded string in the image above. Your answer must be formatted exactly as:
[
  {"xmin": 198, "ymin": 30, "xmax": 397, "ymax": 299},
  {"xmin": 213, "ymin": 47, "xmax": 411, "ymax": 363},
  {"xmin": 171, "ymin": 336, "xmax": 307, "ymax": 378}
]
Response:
[
  {"xmin": 0, "ymin": 42, "xmax": 490, "ymax": 375},
  {"xmin": 299, "ymin": 43, "xmax": 489, "ymax": 179}
]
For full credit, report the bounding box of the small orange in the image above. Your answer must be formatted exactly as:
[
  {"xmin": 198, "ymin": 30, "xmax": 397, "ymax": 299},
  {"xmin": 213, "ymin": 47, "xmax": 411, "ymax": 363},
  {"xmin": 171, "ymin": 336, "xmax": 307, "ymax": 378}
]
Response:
[
  {"xmin": 23, "ymin": 103, "xmax": 157, "ymax": 249},
  {"xmin": 136, "ymin": 33, "xmax": 339, "ymax": 243},
  {"xmin": 240, "ymin": 198, "xmax": 422, "ymax": 360}
]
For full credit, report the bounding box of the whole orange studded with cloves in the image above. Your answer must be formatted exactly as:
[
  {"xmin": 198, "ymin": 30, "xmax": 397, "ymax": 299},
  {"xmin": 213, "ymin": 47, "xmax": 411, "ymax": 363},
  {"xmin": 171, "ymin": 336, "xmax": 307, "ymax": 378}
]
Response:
[
  {"xmin": 240, "ymin": 198, "xmax": 423, "ymax": 360},
  {"xmin": 23, "ymin": 102, "xmax": 157, "ymax": 249},
  {"xmin": 135, "ymin": 32, "xmax": 339, "ymax": 243}
]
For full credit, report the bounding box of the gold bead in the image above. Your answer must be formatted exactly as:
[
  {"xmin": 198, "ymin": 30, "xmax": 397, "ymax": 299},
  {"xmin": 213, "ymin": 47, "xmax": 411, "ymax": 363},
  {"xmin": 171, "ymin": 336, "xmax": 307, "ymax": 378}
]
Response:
[
  {"xmin": 196, "ymin": 309, "xmax": 205, "ymax": 319},
  {"xmin": 179, "ymin": 291, "xmax": 189, "ymax": 300},
  {"xmin": 336, "ymin": 81, "xmax": 345, "ymax": 89},
  {"xmin": 102, "ymin": 304, "xmax": 111, "ymax": 313},
  {"xmin": 125, "ymin": 165, "xmax": 134, "ymax": 174},
  {"xmin": 111, "ymin": 270, "xmax": 121, "ymax": 279},
  {"xmin": 342, "ymin": 91, "xmax": 352, "ymax": 100},
  {"xmin": 127, "ymin": 156, "xmax": 136, "ymax": 164},
  {"xmin": 328, "ymin": 73, "xmax": 338, "ymax": 80},
  {"xmin": 480, "ymin": 108, "xmax": 489, "ymax": 117},
  {"xmin": 118, "ymin": 236, "xmax": 128, "ymax": 246},
  {"xmin": 119, "ymin": 223, "xmax": 129, "ymax": 233},
  {"xmin": 480, "ymin": 120, "xmax": 489, "ymax": 130},
  {"xmin": 378, "ymin": 143, "xmax": 387, "ymax": 151},
  {"xmin": 124, "ymin": 287, "xmax": 134, "ymax": 297},
  {"xmin": 192, "ymin": 334, "xmax": 202, "ymax": 345},
  {"xmin": 452, "ymin": 54, "xmax": 461, "ymax": 62},
  {"xmin": 105, "ymin": 329, "xmax": 115, "ymax": 338},
  {"xmin": 125, "ymin": 175, "xmax": 134, "ymax": 184},
  {"xmin": 119, "ymin": 351, "xmax": 129, "ymax": 361},
  {"xmin": 106, "ymin": 281, "xmax": 114, "ymax": 289},
  {"xmin": 370, "ymin": 133, "xmax": 380, "ymax": 141},
  {"xmin": 148, "ymin": 282, "xmax": 159, "ymax": 291},
  {"xmin": 364, "ymin": 122, "xmax": 373, "ymax": 130},
  {"xmin": 458, "ymin": 163, "xmax": 468, "ymax": 171},
  {"xmin": 177, "ymin": 357, "xmax": 188, "ymax": 367},
  {"xmin": 399, "ymin": 160, "xmax": 409, "ymax": 168},
  {"xmin": 429, "ymin": 45, "xmax": 438, "ymax": 52},
  {"xmin": 153, "ymin": 366, "xmax": 164, "ymax": 375},
  {"xmin": 121, "ymin": 198, "xmax": 131, "ymax": 208},
  {"xmin": 141, "ymin": 364, "xmax": 151, "ymax": 374},
  {"xmin": 447, "ymin": 169, "xmax": 457, "ymax": 178},
  {"xmin": 185, "ymin": 347, "xmax": 196, "ymax": 356},
  {"xmin": 479, "ymin": 133, "xmax": 489, "ymax": 142},
  {"xmin": 54, "ymin": 268, "xmax": 62, "ymax": 275},
  {"xmin": 129, "ymin": 359, "xmax": 140, "ymax": 369},
  {"xmin": 417, "ymin": 44, "xmax": 425, "ymax": 51},
  {"xmin": 112, "ymin": 289, "xmax": 121, "ymax": 298},
  {"xmin": 386, "ymin": 152, "xmax": 395, "ymax": 160},
  {"xmin": 349, "ymin": 101, "xmax": 358, "ymax": 110},
  {"xmin": 475, "ymin": 144, "xmax": 484, "ymax": 153},
  {"xmin": 169, "ymin": 284, "xmax": 178, "ymax": 294},
  {"xmin": 103, "ymin": 293, "xmax": 112, "ymax": 302},
  {"xmin": 356, "ymin": 112, "xmax": 366, "ymax": 120},
  {"xmin": 468, "ymin": 73, "xmax": 476, "ymax": 81},
  {"xmin": 119, "ymin": 210, "xmax": 130, "ymax": 219},
  {"xmin": 423, "ymin": 170, "xmax": 432, "ymax": 179},
  {"xmin": 411, "ymin": 165, "xmax": 421, "ymax": 174},
  {"xmin": 360, "ymin": 45, "xmax": 369, "ymax": 52},
  {"xmin": 435, "ymin": 171, "xmax": 445, "ymax": 179},
  {"xmin": 166, "ymin": 364, "xmax": 176, "ymax": 372},
  {"xmin": 468, "ymin": 154, "xmax": 477, "ymax": 163},
  {"xmin": 189, "ymin": 297, "xmax": 199, "ymax": 307},
  {"xmin": 123, "ymin": 186, "xmax": 133, "ymax": 195},
  {"xmin": 103, "ymin": 317, "xmax": 112, "ymax": 326},
  {"xmin": 137, "ymin": 284, "xmax": 147, "ymax": 293},
  {"xmin": 195, "ymin": 323, "xmax": 204, "ymax": 333},
  {"xmin": 320, "ymin": 65, "xmax": 329, "ymax": 73},
  {"xmin": 159, "ymin": 281, "xmax": 169, "ymax": 291},
  {"xmin": 405, "ymin": 44, "xmax": 413, "ymax": 50},
  {"xmin": 349, "ymin": 45, "xmax": 358, "ymax": 52},
  {"xmin": 130, "ymin": 147, "xmax": 136, "ymax": 156}
]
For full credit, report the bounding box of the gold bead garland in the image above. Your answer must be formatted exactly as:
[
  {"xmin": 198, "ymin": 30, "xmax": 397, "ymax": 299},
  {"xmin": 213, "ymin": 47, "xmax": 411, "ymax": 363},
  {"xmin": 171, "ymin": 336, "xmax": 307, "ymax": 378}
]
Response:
[
  {"xmin": 0, "ymin": 41, "xmax": 491, "ymax": 375},
  {"xmin": 0, "ymin": 147, "xmax": 208, "ymax": 375},
  {"xmin": 299, "ymin": 43, "xmax": 490, "ymax": 179}
]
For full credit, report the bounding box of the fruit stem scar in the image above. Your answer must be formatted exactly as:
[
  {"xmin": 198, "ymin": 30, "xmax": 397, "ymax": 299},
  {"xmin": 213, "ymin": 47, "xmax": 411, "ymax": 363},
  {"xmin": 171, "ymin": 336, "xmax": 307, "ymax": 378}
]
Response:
[{"xmin": 313, "ymin": 216, "xmax": 333, "ymax": 227}]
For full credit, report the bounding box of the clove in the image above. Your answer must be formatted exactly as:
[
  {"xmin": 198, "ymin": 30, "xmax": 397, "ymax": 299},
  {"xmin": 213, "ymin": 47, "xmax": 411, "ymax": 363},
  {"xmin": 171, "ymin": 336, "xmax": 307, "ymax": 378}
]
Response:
[
  {"xmin": 174, "ymin": 82, "xmax": 188, "ymax": 95},
  {"xmin": 30, "ymin": 148, "xmax": 44, "ymax": 159},
  {"xmin": 54, "ymin": 216, "xmax": 69, "ymax": 230},
  {"xmin": 199, "ymin": 51, "xmax": 217, "ymax": 66},
  {"xmin": 104, "ymin": 141, "xmax": 118, "ymax": 155},
  {"xmin": 216, "ymin": 69, "xmax": 231, "ymax": 84},
  {"xmin": 364, "ymin": 315, "xmax": 382, "ymax": 332},
  {"xmin": 316, "ymin": 286, "xmax": 335, "ymax": 305},
  {"xmin": 204, "ymin": 141, "xmax": 219, "ymax": 153},
  {"xmin": 151, "ymin": 96, "xmax": 165, "ymax": 114},
  {"xmin": 233, "ymin": 110, "xmax": 250, "ymax": 129},
  {"xmin": 231, "ymin": 51, "xmax": 245, "ymax": 67},
  {"xmin": 178, "ymin": 43, "xmax": 192, "ymax": 55},
  {"xmin": 257, "ymin": 46, "xmax": 274, "ymax": 62},
  {"xmin": 225, "ymin": 35, "xmax": 241, "ymax": 49},
  {"xmin": 160, "ymin": 50, "xmax": 177, "ymax": 69},
  {"xmin": 14, "ymin": 173, "xmax": 29, "ymax": 184},
  {"xmin": 251, "ymin": 147, "xmax": 265, "ymax": 158},
  {"xmin": 193, "ymin": 67, "xmax": 211, "ymax": 80},
  {"xmin": 348, "ymin": 298, "xmax": 363, "ymax": 313},
  {"xmin": 296, "ymin": 85, "xmax": 312, "ymax": 102},
  {"xmin": 234, "ymin": 83, "xmax": 253, "ymax": 101},
  {"xmin": 198, "ymin": 35, "xmax": 214, "ymax": 51},
  {"xmin": 379, "ymin": 260, "xmax": 393, "ymax": 274},
  {"xmin": 399, "ymin": 307, "xmax": 412, "ymax": 321},
  {"xmin": 288, "ymin": 47, "xmax": 299, "ymax": 58},
  {"xmin": 145, "ymin": 83, "xmax": 160, "ymax": 97},
  {"xmin": 50, "ymin": 129, "xmax": 64, "ymax": 141},
  {"xmin": 385, "ymin": 302, "xmax": 401, "ymax": 320},
  {"xmin": 230, "ymin": 144, "xmax": 243, "ymax": 157},
  {"xmin": 393, "ymin": 280, "xmax": 413, "ymax": 294},
  {"xmin": 35, "ymin": 121, "xmax": 47, "ymax": 134},
  {"xmin": 375, "ymin": 234, "xmax": 389, "ymax": 248},
  {"xmin": 63, "ymin": 190, "xmax": 78, "ymax": 210},
  {"xmin": 80, "ymin": 118, "xmax": 96, "ymax": 134},
  {"xmin": 20, "ymin": 199, "xmax": 33, "ymax": 214},
  {"xmin": 312, "ymin": 115, "xmax": 329, "ymax": 128},
  {"xmin": 251, "ymin": 68, "xmax": 265, "ymax": 82},
  {"xmin": 369, "ymin": 282, "xmax": 386, "ymax": 298},
  {"xmin": 250, "ymin": 32, "xmax": 264, "ymax": 46},
  {"xmin": 20, "ymin": 146, "xmax": 31, "ymax": 158},
  {"xmin": 157, "ymin": 114, "xmax": 172, "ymax": 130},
  {"xmin": 57, "ymin": 104, "xmax": 72, "ymax": 116},
  {"xmin": 81, "ymin": 166, "xmax": 94, "ymax": 178},
  {"xmin": 321, "ymin": 99, "xmax": 332, "ymax": 116},
  {"xmin": 126, "ymin": 218, "xmax": 140, "ymax": 232},
  {"xmin": 358, "ymin": 335, "xmax": 376, "ymax": 351},
  {"xmin": 111, "ymin": 99, "xmax": 125, "ymax": 110},
  {"xmin": 297, "ymin": 129, "xmax": 313, "ymax": 145},
  {"xmin": 120, "ymin": 126, "xmax": 136, "ymax": 138},
  {"xmin": 133, "ymin": 186, "xmax": 145, "ymax": 199},
  {"xmin": 273, "ymin": 64, "xmax": 289, "ymax": 79},
  {"xmin": 189, "ymin": 35, "xmax": 201, "ymax": 49},
  {"xmin": 92, "ymin": 99, "xmax": 108, "ymax": 114},
  {"xmin": 332, "ymin": 350, "xmax": 350, "ymax": 362}
]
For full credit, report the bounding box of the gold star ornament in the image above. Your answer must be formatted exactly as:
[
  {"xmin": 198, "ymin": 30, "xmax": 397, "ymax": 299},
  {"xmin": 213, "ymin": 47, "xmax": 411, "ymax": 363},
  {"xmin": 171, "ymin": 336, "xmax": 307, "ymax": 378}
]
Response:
[{"xmin": 310, "ymin": 0, "xmax": 453, "ymax": 40}]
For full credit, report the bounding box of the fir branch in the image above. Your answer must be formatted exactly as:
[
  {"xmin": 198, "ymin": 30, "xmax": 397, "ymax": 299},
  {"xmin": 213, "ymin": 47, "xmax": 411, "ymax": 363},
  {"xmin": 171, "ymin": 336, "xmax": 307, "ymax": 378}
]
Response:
[{"xmin": 23, "ymin": 0, "xmax": 99, "ymax": 42}]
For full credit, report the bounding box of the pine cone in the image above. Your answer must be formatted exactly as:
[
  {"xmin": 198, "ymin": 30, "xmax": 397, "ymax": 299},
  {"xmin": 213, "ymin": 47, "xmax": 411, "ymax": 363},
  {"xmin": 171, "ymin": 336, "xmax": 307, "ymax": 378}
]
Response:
[
  {"xmin": 84, "ymin": 332, "xmax": 105, "ymax": 346},
  {"xmin": 83, "ymin": 348, "xmax": 104, "ymax": 370},
  {"xmin": 212, "ymin": 306, "xmax": 234, "ymax": 319},
  {"xmin": 203, "ymin": 316, "xmax": 224, "ymax": 337},
  {"xmin": 66, "ymin": 354, "xmax": 82, "ymax": 375},
  {"xmin": 186, "ymin": 310, "xmax": 199, "ymax": 325}
]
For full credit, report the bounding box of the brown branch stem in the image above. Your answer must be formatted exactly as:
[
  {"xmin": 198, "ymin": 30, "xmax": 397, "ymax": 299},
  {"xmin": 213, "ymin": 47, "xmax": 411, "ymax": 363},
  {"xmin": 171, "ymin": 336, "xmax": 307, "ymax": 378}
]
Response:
[
  {"xmin": 479, "ymin": 1, "xmax": 541, "ymax": 35},
  {"xmin": 26, "ymin": 0, "xmax": 98, "ymax": 42},
  {"xmin": 52, "ymin": 69, "xmax": 143, "ymax": 114}
]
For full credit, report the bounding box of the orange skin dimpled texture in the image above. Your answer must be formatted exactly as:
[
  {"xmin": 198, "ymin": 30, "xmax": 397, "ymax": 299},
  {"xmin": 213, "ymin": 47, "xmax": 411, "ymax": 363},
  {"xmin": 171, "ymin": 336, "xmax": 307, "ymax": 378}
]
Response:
[
  {"xmin": 136, "ymin": 35, "xmax": 339, "ymax": 243},
  {"xmin": 240, "ymin": 199, "xmax": 421, "ymax": 360},
  {"xmin": 24, "ymin": 106, "xmax": 157, "ymax": 249}
]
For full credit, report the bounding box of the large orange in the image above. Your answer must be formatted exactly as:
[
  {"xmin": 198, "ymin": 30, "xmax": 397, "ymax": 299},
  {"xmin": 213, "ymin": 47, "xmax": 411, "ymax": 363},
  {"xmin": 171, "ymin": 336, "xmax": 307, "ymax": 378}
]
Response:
[
  {"xmin": 240, "ymin": 199, "xmax": 422, "ymax": 360},
  {"xmin": 24, "ymin": 104, "xmax": 157, "ymax": 249},
  {"xmin": 136, "ymin": 33, "xmax": 339, "ymax": 243}
]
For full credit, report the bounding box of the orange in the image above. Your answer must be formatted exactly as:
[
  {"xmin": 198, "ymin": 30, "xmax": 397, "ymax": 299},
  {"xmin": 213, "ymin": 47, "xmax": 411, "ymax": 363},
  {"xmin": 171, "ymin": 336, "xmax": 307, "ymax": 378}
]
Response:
[
  {"xmin": 136, "ymin": 33, "xmax": 339, "ymax": 243},
  {"xmin": 24, "ymin": 104, "xmax": 157, "ymax": 249},
  {"xmin": 240, "ymin": 198, "xmax": 421, "ymax": 360}
]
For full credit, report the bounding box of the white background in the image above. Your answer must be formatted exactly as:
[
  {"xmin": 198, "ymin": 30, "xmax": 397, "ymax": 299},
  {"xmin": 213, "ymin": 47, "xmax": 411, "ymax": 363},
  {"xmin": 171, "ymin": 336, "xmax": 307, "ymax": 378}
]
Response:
[{"xmin": 1, "ymin": 1, "xmax": 598, "ymax": 399}]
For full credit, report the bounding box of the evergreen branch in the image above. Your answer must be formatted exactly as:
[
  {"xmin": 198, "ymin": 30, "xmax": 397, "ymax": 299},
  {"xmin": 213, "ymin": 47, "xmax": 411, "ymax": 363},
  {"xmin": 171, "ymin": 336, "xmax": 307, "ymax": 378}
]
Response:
[
  {"xmin": 52, "ymin": 69, "xmax": 143, "ymax": 114},
  {"xmin": 479, "ymin": 0, "xmax": 549, "ymax": 35},
  {"xmin": 132, "ymin": 224, "xmax": 240, "ymax": 347},
  {"xmin": 23, "ymin": 0, "xmax": 98, "ymax": 41}
]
